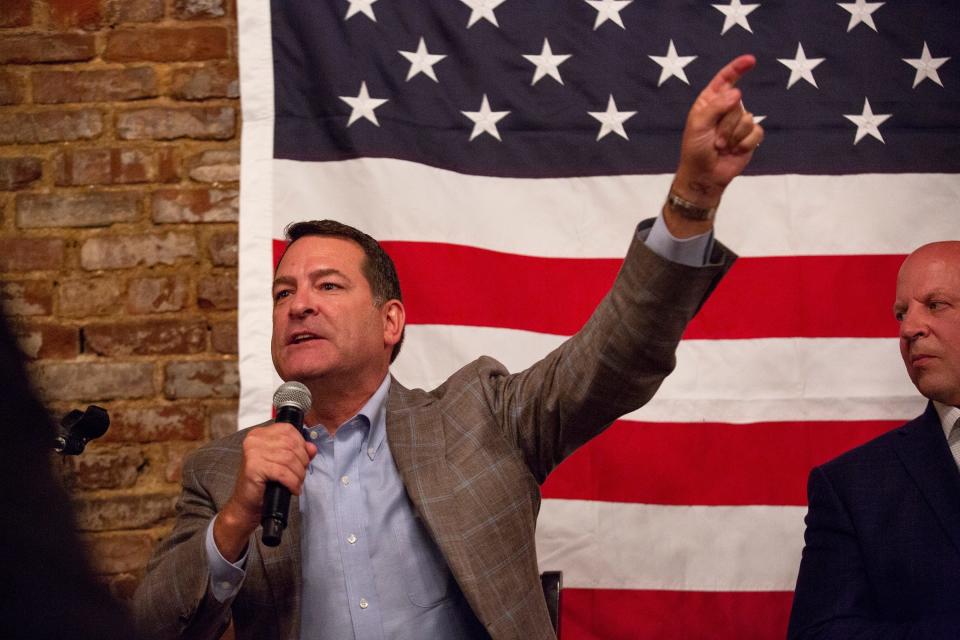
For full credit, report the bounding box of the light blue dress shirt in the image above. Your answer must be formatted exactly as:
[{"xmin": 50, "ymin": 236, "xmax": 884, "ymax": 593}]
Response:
[{"xmin": 203, "ymin": 213, "xmax": 713, "ymax": 636}]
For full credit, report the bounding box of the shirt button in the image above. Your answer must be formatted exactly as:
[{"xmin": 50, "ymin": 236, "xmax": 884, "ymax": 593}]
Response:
[
  {"xmin": 340, "ymin": 475, "xmax": 350, "ymax": 486},
  {"xmin": 367, "ymin": 447, "xmax": 375, "ymax": 457},
  {"xmin": 219, "ymin": 581, "xmax": 232, "ymax": 590},
  {"xmin": 347, "ymin": 533, "xmax": 357, "ymax": 544},
  {"xmin": 359, "ymin": 598, "xmax": 369, "ymax": 609},
  {"xmin": 308, "ymin": 430, "xmax": 319, "ymax": 440}
]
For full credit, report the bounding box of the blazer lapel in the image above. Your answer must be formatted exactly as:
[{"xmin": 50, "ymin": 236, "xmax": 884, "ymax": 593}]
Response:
[
  {"xmin": 385, "ymin": 380, "xmax": 493, "ymax": 630},
  {"xmin": 894, "ymin": 402, "xmax": 960, "ymax": 556}
]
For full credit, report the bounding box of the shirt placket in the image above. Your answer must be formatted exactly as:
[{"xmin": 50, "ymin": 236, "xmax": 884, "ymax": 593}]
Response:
[{"xmin": 333, "ymin": 418, "xmax": 385, "ymax": 640}]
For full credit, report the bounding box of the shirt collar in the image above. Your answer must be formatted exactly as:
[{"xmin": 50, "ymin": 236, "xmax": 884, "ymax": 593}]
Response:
[{"xmin": 932, "ymin": 400, "xmax": 960, "ymax": 441}]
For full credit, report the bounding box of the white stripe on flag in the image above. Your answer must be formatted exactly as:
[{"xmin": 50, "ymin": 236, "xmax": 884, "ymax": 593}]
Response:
[
  {"xmin": 535, "ymin": 499, "xmax": 806, "ymax": 591},
  {"xmin": 392, "ymin": 326, "xmax": 925, "ymax": 423},
  {"xmin": 273, "ymin": 157, "xmax": 960, "ymax": 257}
]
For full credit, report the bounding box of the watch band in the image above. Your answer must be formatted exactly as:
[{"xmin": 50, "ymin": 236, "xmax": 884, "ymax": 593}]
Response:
[{"xmin": 665, "ymin": 191, "xmax": 717, "ymax": 222}]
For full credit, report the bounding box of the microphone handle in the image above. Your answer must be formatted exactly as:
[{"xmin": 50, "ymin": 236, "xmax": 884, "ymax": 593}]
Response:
[{"xmin": 261, "ymin": 405, "xmax": 306, "ymax": 547}]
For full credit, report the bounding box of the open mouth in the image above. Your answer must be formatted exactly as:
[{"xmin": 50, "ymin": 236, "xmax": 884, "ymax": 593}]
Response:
[{"xmin": 289, "ymin": 332, "xmax": 322, "ymax": 345}]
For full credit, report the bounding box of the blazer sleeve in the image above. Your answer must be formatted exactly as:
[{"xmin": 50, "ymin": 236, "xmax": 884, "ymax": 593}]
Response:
[
  {"xmin": 484, "ymin": 220, "xmax": 734, "ymax": 483},
  {"xmin": 787, "ymin": 466, "xmax": 960, "ymax": 639},
  {"xmin": 132, "ymin": 450, "xmax": 236, "ymax": 640}
]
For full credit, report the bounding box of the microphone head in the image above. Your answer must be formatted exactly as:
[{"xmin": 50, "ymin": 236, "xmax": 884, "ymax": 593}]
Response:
[{"xmin": 273, "ymin": 381, "xmax": 312, "ymax": 413}]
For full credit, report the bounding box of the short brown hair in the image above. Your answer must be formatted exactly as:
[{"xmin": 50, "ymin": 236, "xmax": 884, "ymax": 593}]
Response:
[{"xmin": 282, "ymin": 220, "xmax": 404, "ymax": 363}]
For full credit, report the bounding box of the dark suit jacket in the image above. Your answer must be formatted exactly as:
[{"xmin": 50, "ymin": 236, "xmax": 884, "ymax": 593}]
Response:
[
  {"xmin": 134, "ymin": 226, "xmax": 733, "ymax": 640},
  {"xmin": 788, "ymin": 402, "xmax": 960, "ymax": 639}
]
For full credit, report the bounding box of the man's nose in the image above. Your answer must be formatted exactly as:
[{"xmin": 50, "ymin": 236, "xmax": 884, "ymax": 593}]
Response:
[
  {"xmin": 288, "ymin": 289, "xmax": 315, "ymax": 317},
  {"xmin": 899, "ymin": 304, "xmax": 929, "ymax": 341}
]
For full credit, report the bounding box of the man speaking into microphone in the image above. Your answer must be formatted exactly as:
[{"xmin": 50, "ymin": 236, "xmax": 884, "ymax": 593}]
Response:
[{"xmin": 133, "ymin": 55, "xmax": 763, "ymax": 640}]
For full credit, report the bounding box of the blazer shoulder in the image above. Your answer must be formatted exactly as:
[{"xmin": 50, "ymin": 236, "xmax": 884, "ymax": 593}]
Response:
[
  {"xmin": 816, "ymin": 406, "xmax": 936, "ymax": 478},
  {"xmin": 182, "ymin": 422, "xmax": 264, "ymax": 482}
]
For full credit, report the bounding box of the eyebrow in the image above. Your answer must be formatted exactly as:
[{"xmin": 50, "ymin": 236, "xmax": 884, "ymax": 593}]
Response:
[{"xmin": 272, "ymin": 268, "xmax": 350, "ymax": 289}]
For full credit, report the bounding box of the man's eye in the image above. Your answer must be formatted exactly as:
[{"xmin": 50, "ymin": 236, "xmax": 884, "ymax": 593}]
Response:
[
  {"xmin": 894, "ymin": 311, "xmax": 904, "ymax": 322},
  {"xmin": 928, "ymin": 300, "xmax": 944, "ymax": 311},
  {"xmin": 274, "ymin": 290, "xmax": 292, "ymax": 301},
  {"xmin": 319, "ymin": 282, "xmax": 341, "ymax": 291}
]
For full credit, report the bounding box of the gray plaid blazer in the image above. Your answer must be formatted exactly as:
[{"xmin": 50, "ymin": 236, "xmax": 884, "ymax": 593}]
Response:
[{"xmin": 133, "ymin": 225, "xmax": 733, "ymax": 640}]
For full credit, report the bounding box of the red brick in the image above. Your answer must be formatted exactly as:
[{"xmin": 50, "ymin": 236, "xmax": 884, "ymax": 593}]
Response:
[
  {"xmin": 164, "ymin": 360, "xmax": 238, "ymax": 399},
  {"xmin": 153, "ymin": 188, "xmax": 237, "ymax": 223},
  {"xmin": 81, "ymin": 232, "xmax": 197, "ymax": 270},
  {"xmin": 104, "ymin": 27, "xmax": 228, "ymax": 62},
  {"xmin": 106, "ymin": 0, "xmax": 164, "ymax": 23},
  {"xmin": 211, "ymin": 320, "xmax": 236, "ymax": 354},
  {"xmin": 0, "ymin": 109, "xmax": 103, "ymax": 144},
  {"xmin": 125, "ymin": 276, "xmax": 188, "ymax": 314},
  {"xmin": 73, "ymin": 491, "xmax": 178, "ymax": 531},
  {"xmin": 33, "ymin": 67, "xmax": 157, "ymax": 104},
  {"xmin": 0, "ymin": 280, "xmax": 53, "ymax": 315},
  {"xmin": 170, "ymin": 62, "xmax": 238, "ymax": 100},
  {"xmin": 0, "ymin": 157, "xmax": 42, "ymax": 190},
  {"xmin": 174, "ymin": 0, "xmax": 226, "ymax": 19},
  {"xmin": 0, "ymin": 34, "xmax": 95, "ymax": 64},
  {"xmin": 159, "ymin": 441, "xmax": 203, "ymax": 483},
  {"xmin": 197, "ymin": 273, "xmax": 236, "ymax": 310},
  {"xmin": 0, "ymin": 0, "xmax": 31, "ymax": 27},
  {"xmin": 84, "ymin": 319, "xmax": 206, "ymax": 356},
  {"xmin": 103, "ymin": 405, "xmax": 205, "ymax": 442},
  {"xmin": 0, "ymin": 70, "xmax": 26, "ymax": 105},
  {"xmin": 117, "ymin": 106, "xmax": 235, "ymax": 141},
  {"xmin": 59, "ymin": 277, "xmax": 124, "ymax": 317},
  {"xmin": 209, "ymin": 406, "xmax": 238, "ymax": 439},
  {"xmin": 186, "ymin": 149, "xmax": 238, "ymax": 183},
  {"xmin": 125, "ymin": 276, "xmax": 189, "ymax": 314},
  {"xmin": 55, "ymin": 147, "xmax": 174, "ymax": 186},
  {"xmin": 13, "ymin": 323, "xmax": 78, "ymax": 359},
  {"xmin": 30, "ymin": 361, "xmax": 155, "ymax": 402},
  {"xmin": 0, "ymin": 237, "xmax": 64, "ymax": 271},
  {"xmin": 84, "ymin": 531, "xmax": 157, "ymax": 574},
  {"xmin": 64, "ymin": 446, "xmax": 144, "ymax": 490},
  {"xmin": 49, "ymin": 0, "xmax": 103, "ymax": 30},
  {"xmin": 16, "ymin": 191, "xmax": 141, "ymax": 228},
  {"xmin": 207, "ymin": 230, "xmax": 237, "ymax": 266}
]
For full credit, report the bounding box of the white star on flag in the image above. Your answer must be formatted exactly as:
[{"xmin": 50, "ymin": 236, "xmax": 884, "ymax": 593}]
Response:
[
  {"xmin": 712, "ymin": 0, "xmax": 760, "ymax": 35},
  {"xmin": 837, "ymin": 0, "xmax": 884, "ymax": 32},
  {"xmin": 588, "ymin": 95, "xmax": 637, "ymax": 140},
  {"xmin": 903, "ymin": 42, "xmax": 949, "ymax": 88},
  {"xmin": 344, "ymin": 0, "xmax": 378, "ymax": 22},
  {"xmin": 778, "ymin": 43, "xmax": 825, "ymax": 89},
  {"xmin": 844, "ymin": 97, "xmax": 891, "ymax": 144},
  {"xmin": 339, "ymin": 82, "xmax": 388, "ymax": 127},
  {"xmin": 649, "ymin": 40, "xmax": 697, "ymax": 86},
  {"xmin": 459, "ymin": 0, "xmax": 507, "ymax": 28},
  {"xmin": 584, "ymin": 0, "xmax": 633, "ymax": 30},
  {"xmin": 522, "ymin": 39, "xmax": 572, "ymax": 85},
  {"xmin": 461, "ymin": 94, "xmax": 510, "ymax": 141},
  {"xmin": 399, "ymin": 38, "xmax": 447, "ymax": 82}
]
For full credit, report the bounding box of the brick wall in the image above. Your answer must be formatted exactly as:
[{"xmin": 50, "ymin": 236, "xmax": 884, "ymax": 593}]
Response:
[{"xmin": 0, "ymin": 0, "xmax": 240, "ymax": 601}]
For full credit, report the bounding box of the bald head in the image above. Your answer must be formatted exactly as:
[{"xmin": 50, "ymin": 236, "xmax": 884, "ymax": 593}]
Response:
[{"xmin": 894, "ymin": 241, "xmax": 960, "ymax": 406}]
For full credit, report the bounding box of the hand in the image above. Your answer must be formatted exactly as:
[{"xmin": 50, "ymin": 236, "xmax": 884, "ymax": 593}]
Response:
[
  {"xmin": 213, "ymin": 422, "xmax": 317, "ymax": 561},
  {"xmin": 672, "ymin": 55, "xmax": 764, "ymax": 215}
]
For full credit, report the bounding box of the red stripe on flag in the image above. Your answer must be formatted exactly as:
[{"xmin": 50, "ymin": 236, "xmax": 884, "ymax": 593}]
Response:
[
  {"xmin": 274, "ymin": 239, "xmax": 902, "ymax": 339},
  {"xmin": 541, "ymin": 419, "xmax": 899, "ymax": 505},
  {"xmin": 559, "ymin": 588, "xmax": 793, "ymax": 640}
]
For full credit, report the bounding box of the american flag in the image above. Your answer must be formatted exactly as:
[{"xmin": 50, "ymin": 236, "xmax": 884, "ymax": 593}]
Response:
[{"xmin": 235, "ymin": 0, "xmax": 959, "ymax": 636}]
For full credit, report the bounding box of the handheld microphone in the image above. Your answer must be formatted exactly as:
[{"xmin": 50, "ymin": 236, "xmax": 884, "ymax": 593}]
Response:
[{"xmin": 261, "ymin": 381, "xmax": 313, "ymax": 547}]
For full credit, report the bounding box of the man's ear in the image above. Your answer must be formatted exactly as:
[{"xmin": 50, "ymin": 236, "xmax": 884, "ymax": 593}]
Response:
[{"xmin": 382, "ymin": 299, "xmax": 405, "ymax": 348}]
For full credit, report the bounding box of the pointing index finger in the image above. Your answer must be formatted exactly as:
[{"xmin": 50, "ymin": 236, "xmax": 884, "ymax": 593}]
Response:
[{"xmin": 706, "ymin": 54, "xmax": 757, "ymax": 94}]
